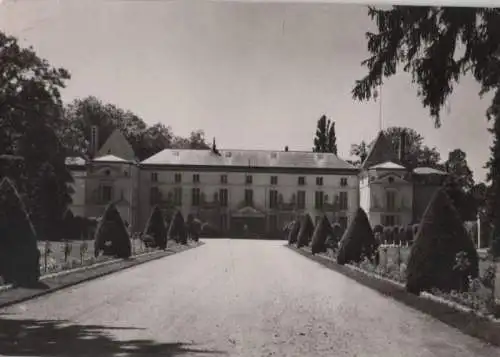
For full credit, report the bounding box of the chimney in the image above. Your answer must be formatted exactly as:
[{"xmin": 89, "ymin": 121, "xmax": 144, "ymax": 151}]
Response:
[
  {"xmin": 399, "ymin": 130, "xmax": 406, "ymax": 164},
  {"xmin": 284, "ymin": 146, "xmax": 289, "ymax": 152},
  {"xmin": 90, "ymin": 125, "xmax": 99, "ymax": 157}
]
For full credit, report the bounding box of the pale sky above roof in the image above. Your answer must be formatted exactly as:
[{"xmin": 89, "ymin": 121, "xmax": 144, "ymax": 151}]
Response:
[{"xmin": 0, "ymin": 0, "xmax": 493, "ymax": 182}]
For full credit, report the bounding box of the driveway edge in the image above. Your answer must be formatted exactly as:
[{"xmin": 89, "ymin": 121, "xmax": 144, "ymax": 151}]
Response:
[
  {"xmin": 0, "ymin": 242, "xmax": 204, "ymax": 309},
  {"xmin": 287, "ymin": 244, "xmax": 500, "ymax": 348}
]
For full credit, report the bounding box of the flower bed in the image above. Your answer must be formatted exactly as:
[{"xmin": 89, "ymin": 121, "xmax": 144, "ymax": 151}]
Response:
[
  {"xmin": 0, "ymin": 238, "xmax": 180, "ymax": 288},
  {"xmin": 318, "ymin": 245, "xmax": 500, "ymax": 320}
]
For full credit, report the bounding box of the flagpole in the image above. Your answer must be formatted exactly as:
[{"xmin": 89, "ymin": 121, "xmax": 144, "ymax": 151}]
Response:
[{"xmin": 379, "ymin": 82, "xmax": 383, "ymax": 131}]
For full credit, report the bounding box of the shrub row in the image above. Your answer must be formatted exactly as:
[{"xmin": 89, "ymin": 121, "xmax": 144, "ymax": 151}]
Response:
[{"xmin": 303, "ymin": 187, "xmax": 483, "ymax": 297}]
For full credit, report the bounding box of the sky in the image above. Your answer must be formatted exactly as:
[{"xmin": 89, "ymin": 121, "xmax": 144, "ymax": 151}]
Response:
[{"xmin": 0, "ymin": 0, "xmax": 493, "ymax": 182}]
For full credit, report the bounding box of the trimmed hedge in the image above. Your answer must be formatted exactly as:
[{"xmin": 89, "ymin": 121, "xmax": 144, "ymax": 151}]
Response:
[
  {"xmin": 168, "ymin": 210, "xmax": 187, "ymax": 245},
  {"xmin": 0, "ymin": 178, "xmax": 41, "ymax": 286},
  {"xmin": 144, "ymin": 205, "xmax": 167, "ymax": 249},
  {"xmin": 406, "ymin": 188, "xmax": 479, "ymax": 295},
  {"xmin": 296, "ymin": 214, "xmax": 314, "ymax": 248},
  {"xmin": 94, "ymin": 203, "xmax": 131, "ymax": 259},
  {"xmin": 311, "ymin": 215, "xmax": 333, "ymax": 255},
  {"xmin": 287, "ymin": 220, "xmax": 300, "ymax": 245},
  {"xmin": 326, "ymin": 222, "xmax": 343, "ymax": 249},
  {"xmin": 337, "ymin": 208, "xmax": 378, "ymax": 265}
]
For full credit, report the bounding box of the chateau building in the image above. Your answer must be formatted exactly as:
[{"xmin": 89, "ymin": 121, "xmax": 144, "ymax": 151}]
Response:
[{"xmin": 65, "ymin": 128, "xmax": 448, "ymax": 237}]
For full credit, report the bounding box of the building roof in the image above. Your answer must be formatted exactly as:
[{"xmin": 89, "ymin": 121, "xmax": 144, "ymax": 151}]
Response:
[
  {"xmin": 369, "ymin": 161, "xmax": 406, "ymax": 170},
  {"xmin": 140, "ymin": 149, "xmax": 357, "ymax": 171},
  {"xmin": 65, "ymin": 156, "xmax": 86, "ymax": 166},
  {"xmin": 413, "ymin": 167, "xmax": 448, "ymax": 175},
  {"xmin": 97, "ymin": 129, "xmax": 136, "ymax": 161},
  {"xmin": 93, "ymin": 154, "xmax": 131, "ymax": 163},
  {"xmin": 361, "ymin": 131, "xmax": 399, "ymax": 170}
]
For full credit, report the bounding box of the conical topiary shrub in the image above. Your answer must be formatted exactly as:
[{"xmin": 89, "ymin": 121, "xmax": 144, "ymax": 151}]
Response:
[
  {"xmin": 287, "ymin": 220, "xmax": 300, "ymax": 245},
  {"xmin": 406, "ymin": 188, "xmax": 479, "ymax": 295},
  {"xmin": 311, "ymin": 215, "xmax": 333, "ymax": 255},
  {"xmin": 94, "ymin": 203, "xmax": 131, "ymax": 259},
  {"xmin": 0, "ymin": 178, "xmax": 41, "ymax": 286},
  {"xmin": 168, "ymin": 210, "xmax": 187, "ymax": 245},
  {"xmin": 326, "ymin": 222, "xmax": 343, "ymax": 249},
  {"xmin": 296, "ymin": 214, "xmax": 314, "ymax": 248},
  {"xmin": 144, "ymin": 205, "xmax": 167, "ymax": 250},
  {"xmin": 337, "ymin": 208, "xmax": 378, "ymax": 265}
]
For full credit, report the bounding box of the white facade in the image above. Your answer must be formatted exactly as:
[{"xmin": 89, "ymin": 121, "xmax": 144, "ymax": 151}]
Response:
[
  {"xmin": 137, "ymin": 167, "xmax": 359, "ymax": 235},
  {"xmin": 65, "ymin": 129, "xmax": 448, "ymax": 237}
]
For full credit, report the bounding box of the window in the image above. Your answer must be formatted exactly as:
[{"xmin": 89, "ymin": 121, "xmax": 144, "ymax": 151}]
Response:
[
  {"xmin": 246, "ymin": 175, "xmax": 253, "ymax": 184},
  {"xmin": 105, "ymin": 169, "xmax": 111, "ymax": 176},
  {"xmin": 173, "ymin": 187, "xmax": 182, "ymax": 206},
  {"xmin": 244, "ymin": 189, "xmax": 253, "ymax": 206},
  {"xmin": 297, "ymin": 190, "xmax": 306, "ymax": 209},
  {"xmin": 269, "ymin": 189, "xmax": 279, "ymax": 209},
  {"xmin": 383, "ymin": 215, "xmax": 397, "ymax": 226},
  {"xmin": 220, "ymin": 174, "xmax": 228, "ymax": 184},
  {"xmin": 174, "ymin": 173, "xmax": 182, "ymax": 183},
  {"xmin": 219, "ymin": 188, "xmax": 228, "ymax": 207},
  {"xmin": 151, "ymin": 172, "xmax": 158, "ymax": 182},
  {"xmin": 386, "ymin": 190, "xmax": 396, "ymax": 211},
  {"xmin": 220, "ymin": 214, "xmax": 228, "ymax": 231},
  {"xmin": 270, "ymin": 176, "xmax": 278, "ymax": 185},
  {"xmin": 315, "ymin": 191, "xmax": 324, "ymax": 209},
  {"xmin": 269, "ymin": 214, "xmax": 278, "ymax": 231},
  {"xmin": 124, "ymin": 170, "xmax": 129, "ymax": 177},
  {"xmin": 298, "ymin": 176, "xmax": 306, "ymax": 186},
  {"xmin": 388, "ymin": 176, "xmax": 395, "ymax": 183},
  {"xmin": 149, "ymin": 187, "xmax": 159, "ymax": 205},
  {"xmin": 339, "ymin": 191, "xmax": 348, "ymax": 210},
  {"xmin": 192, "ymin": 188, "xmax": 201, "ymax": 205},
  {"xmin": 316, "ymin": 177, "xmax": 324, "ymax": 186},
  {"xmin": 102, "ymin": 185, "xmax": 112, "ymax": 203},
  {"xmin": 193, "ymin": 174, "xmax": 200, "ymax": 183},
  {"xmin": 340, "ymin": 177, "xmax": 348, "ymax": 187}
]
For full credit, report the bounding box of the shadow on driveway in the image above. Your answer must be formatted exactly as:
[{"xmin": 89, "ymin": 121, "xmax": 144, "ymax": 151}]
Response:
[{"xmin": 0, "ymin": 314, "xmax": 227, "ymax": 357}]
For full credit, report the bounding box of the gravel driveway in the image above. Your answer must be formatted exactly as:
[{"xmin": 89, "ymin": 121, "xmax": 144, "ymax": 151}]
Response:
[{"xmin": 1, "ymin": 239, "xmax": 499, "ymax": 357}]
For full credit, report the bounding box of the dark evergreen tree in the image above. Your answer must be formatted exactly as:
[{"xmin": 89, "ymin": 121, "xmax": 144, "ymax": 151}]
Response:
[
  {"xmin": 0, "ymin": 178, "xmax": 41, "ymax": 286},
  {"xmin": 0, "ymin": 31, "xmax": 74, "ymax": 241},
  {"xmin": 296, "ymin": 214, "xmax": 314, "ymax": 248},
  {"xmin": 327, "ymin": 121, "xmax": 338, "ymax": 155},
  {"xmin": 486, "ymin": 111, "xmax": 500, "ymax": 258},
  {"xmin": 168, "ymin": 211, "xmax": 187, "ymax": 245},
  {"xmin": 337, "ymin": 208, "xmax": 378, "ymax": 265},
  {"xmin": 94, "ymin": 203, "xmax": 131, "ymax": 259},
  {"xmin": 144, "ymin": 205, "xmax": 167, "ymax": 250},
  {"xmin": 406, "ymin": 188, "xmax": 479, "ymax": 295},
  {"xmin": 313, "ymin": 115, "xmax": 337, "ymax": 154},
  {"xmin": 311, "ymin": 215, "xmax": 333, "ymax": 255}
]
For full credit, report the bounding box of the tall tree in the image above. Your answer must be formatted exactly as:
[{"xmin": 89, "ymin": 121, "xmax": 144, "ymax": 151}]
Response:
[
  {"xmin": 445, "ymin": 149, "xmax": 475, "ymax": 192},
  {"xmin": 327, "ymin": 121, "xmax": 338, "ymax": 155},
  {"xmin": 171, "ymin": 130, "xmax": 210, "ymax": 150},
  {"xmin": 313, "ymin": 115, "xmax": 337, "ymax": 154},
  {"xmin": 350, "ymin": 140, "xmax": 369, "ymax": 166},
  {"xmin": 352, "ymin": 6, "xmax": 500, "ymax": 256},
  {"xmin": 350, "ymin": 126, "xmax": 441, "ymax": 169},
  {"xmin": 61, "ymin": 96, "xmax": 148, "ymax": 158},
  {"xmin": 0, "ymin": 31, "xmax": 73, "ymax": 240}
]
